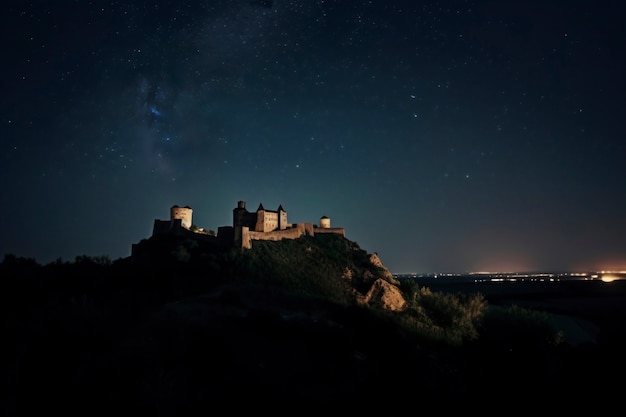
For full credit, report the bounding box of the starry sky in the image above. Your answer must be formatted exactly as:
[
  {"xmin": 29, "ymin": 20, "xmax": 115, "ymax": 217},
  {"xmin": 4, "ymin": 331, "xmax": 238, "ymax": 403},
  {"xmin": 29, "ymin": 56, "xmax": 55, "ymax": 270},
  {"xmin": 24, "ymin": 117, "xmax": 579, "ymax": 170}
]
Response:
[{"xmin": 2, "ymin": 0, "xmax": 625, "ymax": 274}]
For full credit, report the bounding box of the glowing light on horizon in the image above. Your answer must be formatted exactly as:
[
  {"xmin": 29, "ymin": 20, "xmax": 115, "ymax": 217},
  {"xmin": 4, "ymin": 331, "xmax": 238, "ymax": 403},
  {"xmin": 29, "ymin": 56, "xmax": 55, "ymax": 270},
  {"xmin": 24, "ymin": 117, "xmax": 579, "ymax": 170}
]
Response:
[{"xmin": 601, "ymin": 275, "xmax": 622, "ymax": 283}]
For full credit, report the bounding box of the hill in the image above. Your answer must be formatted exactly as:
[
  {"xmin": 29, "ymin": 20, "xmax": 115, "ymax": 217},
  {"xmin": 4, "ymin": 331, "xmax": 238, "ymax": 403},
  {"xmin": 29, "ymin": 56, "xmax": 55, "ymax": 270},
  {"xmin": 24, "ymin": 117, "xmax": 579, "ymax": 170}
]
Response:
[{"xmin": 2, "ymin": 233, "xmax": 626, "ymax": 413}]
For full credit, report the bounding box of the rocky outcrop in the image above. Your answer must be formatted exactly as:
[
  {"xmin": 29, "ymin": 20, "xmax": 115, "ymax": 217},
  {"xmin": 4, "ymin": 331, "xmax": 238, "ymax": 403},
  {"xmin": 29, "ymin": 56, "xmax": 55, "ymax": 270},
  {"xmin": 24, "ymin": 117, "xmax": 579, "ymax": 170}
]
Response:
[
  {"xmin": 341, "ymin": 267, "xmax": 353, "ymax": 281},
  {"xmin": 368, "ymin": 253, "xmax": 398, "ymax": 284},
  {"xmin": 363, "ymin": 278, "xmax": 407, "ymax": 311}
]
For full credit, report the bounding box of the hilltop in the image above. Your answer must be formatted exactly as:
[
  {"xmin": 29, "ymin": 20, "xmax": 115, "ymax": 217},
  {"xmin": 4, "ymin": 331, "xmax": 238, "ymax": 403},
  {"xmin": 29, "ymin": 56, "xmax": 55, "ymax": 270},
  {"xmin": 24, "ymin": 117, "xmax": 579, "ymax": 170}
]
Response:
[
  {"xmin": 2, "ymin": 233, "xmax": 626, "ymax": 413},
  {"xmin": 130, "ymin": 231, "xmax": 405, "ymax": 308}
]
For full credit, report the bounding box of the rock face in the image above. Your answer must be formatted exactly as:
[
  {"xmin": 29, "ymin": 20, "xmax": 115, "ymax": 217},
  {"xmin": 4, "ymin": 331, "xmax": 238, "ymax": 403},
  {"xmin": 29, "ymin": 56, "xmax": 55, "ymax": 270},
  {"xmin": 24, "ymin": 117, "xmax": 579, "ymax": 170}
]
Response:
[
  {"xmin": 363, "ymin": 278, "xmax": 407, "ymax": 311},
  {"xmin": 344, "ymin": 251, "xmax": 405, "ymax": 310},
  {"xmin": 368, "ymin": 253, "xmax": 397, "ymax": 284}
]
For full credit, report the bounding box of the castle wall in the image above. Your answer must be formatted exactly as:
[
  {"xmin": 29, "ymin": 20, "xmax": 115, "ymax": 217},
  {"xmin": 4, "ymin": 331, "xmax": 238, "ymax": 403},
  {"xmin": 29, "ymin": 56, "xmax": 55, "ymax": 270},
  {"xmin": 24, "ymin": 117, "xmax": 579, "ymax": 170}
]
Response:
[
  {"xmin": 191, "ymin": 232, "xmax": 221, "ymax": 246},
  {"xmin": 248, "ymin": 226, "xmax": 305, "ymax": 243},
  {"xmin": 313, "ymin": 227, "xmax": 345, "ymax": 237},
  {"xmin": 301, "ymin": 222, "xmax": 314, "ymax": 236},
  {"xmin": 153, "ymin": 218, "xmax": 224, "ymax": 243},
  {"xmin": 153, "ymin": 219, "xmax": 175, "ymax": 236},
  {"xmin": 255, "ymin": 210, "xmax": 280, "ymax": 232},
  {"xmin": 217, "ymin": 226, "xmax": 235, "ymax": 247},
  {"xmin": 241, "ymin": 226, "xmax": 252, "ymax": 249},
  {"xmin": 153, "ymin": 218, "xmax": 195, "ymax": 236}
]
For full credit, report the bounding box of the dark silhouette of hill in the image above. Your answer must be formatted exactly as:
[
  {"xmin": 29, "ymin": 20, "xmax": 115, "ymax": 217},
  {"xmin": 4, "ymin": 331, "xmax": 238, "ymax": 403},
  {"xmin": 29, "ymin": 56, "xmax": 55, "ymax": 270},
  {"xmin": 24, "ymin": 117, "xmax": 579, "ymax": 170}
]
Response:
[{"xmin": 2, "ymin": 233, "xmax": 626, "ymax": 413}]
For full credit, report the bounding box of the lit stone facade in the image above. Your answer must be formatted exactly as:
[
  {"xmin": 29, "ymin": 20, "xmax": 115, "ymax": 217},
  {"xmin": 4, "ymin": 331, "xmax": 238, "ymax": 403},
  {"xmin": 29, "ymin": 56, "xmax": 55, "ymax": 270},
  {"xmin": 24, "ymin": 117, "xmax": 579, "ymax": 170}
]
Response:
[{"xmin": 170, "ymin": 205, "xmax": 193, "ymax": 229}]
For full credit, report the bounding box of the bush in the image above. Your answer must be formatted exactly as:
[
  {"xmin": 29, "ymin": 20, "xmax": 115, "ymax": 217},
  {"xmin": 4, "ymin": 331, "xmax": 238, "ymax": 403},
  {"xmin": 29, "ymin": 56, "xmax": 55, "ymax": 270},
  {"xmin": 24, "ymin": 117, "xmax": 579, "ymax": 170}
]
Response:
[
  {"xmin": 397, "ymin": 285, "xmax": 488, "ymax": 346},
  {"xmin": 480, "ymin": 304, "xmax": 565, "ymax": 351}
]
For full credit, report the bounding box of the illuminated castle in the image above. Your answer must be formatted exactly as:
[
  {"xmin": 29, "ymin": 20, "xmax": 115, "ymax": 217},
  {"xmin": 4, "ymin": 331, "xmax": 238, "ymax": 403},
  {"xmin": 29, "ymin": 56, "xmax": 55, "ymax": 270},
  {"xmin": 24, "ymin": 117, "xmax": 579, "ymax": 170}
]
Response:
[{"xmin": 149, "ymin": 201, "xmax": 345, "ymax": 249}]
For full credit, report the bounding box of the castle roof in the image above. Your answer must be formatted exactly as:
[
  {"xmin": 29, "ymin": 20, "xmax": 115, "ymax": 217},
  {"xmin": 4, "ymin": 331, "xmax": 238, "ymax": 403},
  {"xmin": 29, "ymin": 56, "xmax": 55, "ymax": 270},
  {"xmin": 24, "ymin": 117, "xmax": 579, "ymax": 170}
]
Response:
[{"xmin": 256, "ymin": 202, "xmax": 285, "ymax": 213}]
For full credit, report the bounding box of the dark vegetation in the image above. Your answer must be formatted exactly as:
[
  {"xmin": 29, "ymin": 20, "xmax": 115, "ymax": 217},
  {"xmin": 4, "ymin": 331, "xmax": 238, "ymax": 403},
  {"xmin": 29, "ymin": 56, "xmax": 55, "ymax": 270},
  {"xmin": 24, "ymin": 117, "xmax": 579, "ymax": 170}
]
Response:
[{"xmin": 2, "ymin": 234, "xmax": 626, "ymax": 413}]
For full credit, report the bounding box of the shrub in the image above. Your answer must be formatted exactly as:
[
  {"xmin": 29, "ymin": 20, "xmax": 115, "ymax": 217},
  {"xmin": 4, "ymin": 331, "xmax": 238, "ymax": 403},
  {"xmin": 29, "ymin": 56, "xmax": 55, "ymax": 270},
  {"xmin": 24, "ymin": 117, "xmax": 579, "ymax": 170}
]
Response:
[{"xmin": 397, "ymin": 285, "xmax": 488, "ymax": 346}]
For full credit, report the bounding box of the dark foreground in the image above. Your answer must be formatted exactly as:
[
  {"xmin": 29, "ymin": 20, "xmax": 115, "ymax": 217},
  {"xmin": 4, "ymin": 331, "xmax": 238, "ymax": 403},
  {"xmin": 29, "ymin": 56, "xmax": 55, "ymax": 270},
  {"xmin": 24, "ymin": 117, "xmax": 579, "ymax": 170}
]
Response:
[
  {"xmin": 4, "ymin": 271, "xmax": 626, "ymax": 414},
  {"xmin": 425, "ymin": 278, "xmax": 626, "ymax": 337}
]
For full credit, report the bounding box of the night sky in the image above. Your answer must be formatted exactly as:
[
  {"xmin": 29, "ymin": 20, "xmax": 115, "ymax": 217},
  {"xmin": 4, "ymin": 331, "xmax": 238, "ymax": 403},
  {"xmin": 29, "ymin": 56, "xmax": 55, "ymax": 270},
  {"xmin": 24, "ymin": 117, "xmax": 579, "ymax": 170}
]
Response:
[{"xmin": 2, "ymin": 1, "xmax": 625, "ymax": 274}]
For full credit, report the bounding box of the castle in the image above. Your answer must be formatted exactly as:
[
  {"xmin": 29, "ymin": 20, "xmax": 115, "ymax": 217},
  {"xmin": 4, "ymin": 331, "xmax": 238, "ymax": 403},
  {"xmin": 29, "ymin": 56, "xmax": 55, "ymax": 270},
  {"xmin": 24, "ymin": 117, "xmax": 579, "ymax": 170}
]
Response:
[{"xmin": 148, "ymin": 201, "xmax": 345, "ymax": 250}]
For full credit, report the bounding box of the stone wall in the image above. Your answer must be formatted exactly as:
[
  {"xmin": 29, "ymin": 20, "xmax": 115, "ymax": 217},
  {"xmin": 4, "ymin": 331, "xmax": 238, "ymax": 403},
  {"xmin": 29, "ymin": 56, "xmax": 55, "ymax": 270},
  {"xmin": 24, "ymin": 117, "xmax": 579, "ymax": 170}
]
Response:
[
  {"xmin": 239, "ymin": 222, "xmax": 344, "ymax": 249},
  {"xmin": 245, "ymin": 225, "xmax": 305, "ymax": 249},
  {"xmin": 153, "ymin": 219, "xmax": 175, "ymax": 236},
  {"xmin": 241, "ymin": 226, "xmax": 251, "ymax": 249},
  {"xmin": 217, "ymin": 226, "xmax": 235, "ymax": 247},
  {"xmin": 313, "ymin": 227, "xmax": 345, "ymax": 237}
]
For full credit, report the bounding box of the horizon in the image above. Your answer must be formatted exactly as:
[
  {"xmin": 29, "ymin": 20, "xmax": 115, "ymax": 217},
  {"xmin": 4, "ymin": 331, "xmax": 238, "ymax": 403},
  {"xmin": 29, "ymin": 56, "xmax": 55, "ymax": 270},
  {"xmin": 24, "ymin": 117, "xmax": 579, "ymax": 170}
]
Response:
[
  {"xmin": 3, "ymin": 246, "xmax": 626, "ymax": 279},
  {"xmin": 393, "ymin": 269, "xmax": 626, "ymax": 276}
]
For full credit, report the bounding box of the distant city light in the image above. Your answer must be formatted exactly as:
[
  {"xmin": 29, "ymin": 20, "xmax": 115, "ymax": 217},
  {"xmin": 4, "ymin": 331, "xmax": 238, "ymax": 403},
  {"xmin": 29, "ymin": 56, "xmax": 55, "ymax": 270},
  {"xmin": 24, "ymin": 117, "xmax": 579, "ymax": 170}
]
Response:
[
  {"xmin": 601, "ymin": 275, "xmax": 621, "ymax": 283},
  {"xmin": 393, "ymin": 270, "xmax": 626, "ymax": 284}
]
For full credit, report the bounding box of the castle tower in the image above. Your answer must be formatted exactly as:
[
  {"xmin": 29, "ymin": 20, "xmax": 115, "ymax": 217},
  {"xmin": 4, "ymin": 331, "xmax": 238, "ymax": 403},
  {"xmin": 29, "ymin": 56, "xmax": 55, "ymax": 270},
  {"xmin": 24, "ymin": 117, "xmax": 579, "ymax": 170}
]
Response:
[
  {"xmin": 255, "ymin": 203, "xmax": 267, "ymax": 232},
  {"xmin": 171, "ymin": 205, "xmax": 193, "ymax": 229},
  {"xmin": 233, "ymin": 200, "xmax": 248, "ymax": 227},
  {"xmin": 320, "ymin": 216, "xmax": 331, "ymax": 228},
  {"xmin": 278, "ymin": 204, "xmax": 287, "ymax": 230}
]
